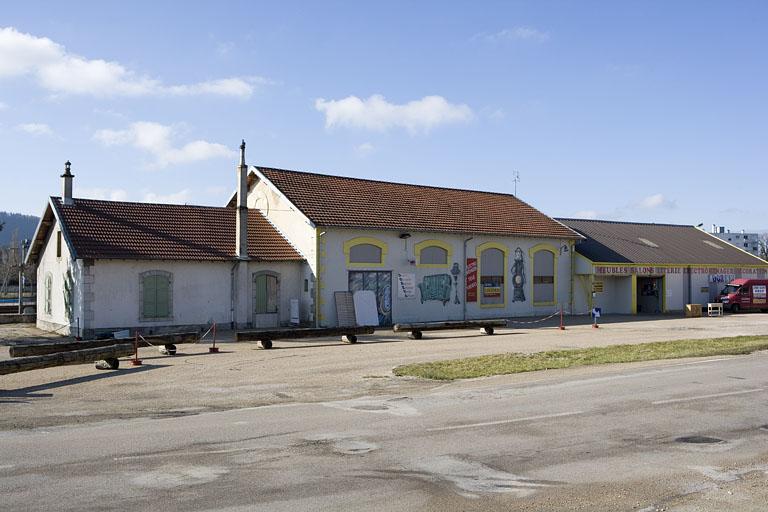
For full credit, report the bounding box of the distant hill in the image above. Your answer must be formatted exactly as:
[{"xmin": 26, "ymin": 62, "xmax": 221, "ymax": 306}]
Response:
[{"xmin": 0, "ymin": 212, "xmax": 40, "ymax": 246}]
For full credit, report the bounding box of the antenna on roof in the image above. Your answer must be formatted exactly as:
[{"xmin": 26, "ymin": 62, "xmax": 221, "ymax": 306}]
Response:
[{"xmin": 511, "ymin": 171, "xmax": 520, "ymax": 196}]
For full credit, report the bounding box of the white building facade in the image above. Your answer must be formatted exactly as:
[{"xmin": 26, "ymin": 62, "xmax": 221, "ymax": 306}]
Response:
[
  {"xmin": 28, "ymin": 153, "xmax": 306, "ymax": 338},
  {"xmin": 242, "ymin": 167, "xmax": 583, "ymax": 327}
]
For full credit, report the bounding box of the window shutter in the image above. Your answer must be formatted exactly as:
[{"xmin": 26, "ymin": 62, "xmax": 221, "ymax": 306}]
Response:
[
  {"xmin": 143, "ymin": 275, "xmax": 157, "ymax": 318},
  {"xmin": 155, "ymin": 276, "xmax": 170, "ymax": 318},
  {"xmin": 266, "ymin": 275, "xmax": 278, "ymax": 313},
  {"xmin": 254, "ymin": 275, "xmax": 268, "ymax": 314}
]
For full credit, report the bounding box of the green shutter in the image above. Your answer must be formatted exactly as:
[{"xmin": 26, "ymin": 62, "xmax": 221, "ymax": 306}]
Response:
[
  {"xmin": 254, "ymin": 275, "xmax": 267, "ymax": 314},
  {"xmin": 155, "ymin": 276, "xmax": 170, "ymax": 318},
  {"xmin": 143, "ymin": 274, "xmax": 171, "ymax": 319},
  {"xmin": 143, "ymin": 275, "xmax": 157, "ymax": 318}
]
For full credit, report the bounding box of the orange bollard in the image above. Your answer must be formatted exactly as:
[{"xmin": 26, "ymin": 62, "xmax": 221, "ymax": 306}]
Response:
[
  {"xmin": 131, "ymin": 331, "xmax": 143, "ymax": 365},
  {"xmin": 209, "ymin": 322, "xmax": 219, "ymax": 353}
]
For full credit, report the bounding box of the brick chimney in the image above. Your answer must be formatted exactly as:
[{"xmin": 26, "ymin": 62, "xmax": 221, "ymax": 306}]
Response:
[
  {"xmin": 61, "ymin": 161, "xmax": 74, "ymax": 205},
  {"xmin": 235, "ymin": 141, "xmax": 248, "ymax": 259}
]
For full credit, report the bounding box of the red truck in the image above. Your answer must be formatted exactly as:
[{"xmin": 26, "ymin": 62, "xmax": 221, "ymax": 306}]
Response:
[{"xmin": 718, "ymin": 278, "xmax": 768, "ymax": 313}]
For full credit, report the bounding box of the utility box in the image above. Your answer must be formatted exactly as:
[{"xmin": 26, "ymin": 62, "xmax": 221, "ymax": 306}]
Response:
[{"xmin": 685, "ymin": 304, "xmax": 702, "ymax": 318}]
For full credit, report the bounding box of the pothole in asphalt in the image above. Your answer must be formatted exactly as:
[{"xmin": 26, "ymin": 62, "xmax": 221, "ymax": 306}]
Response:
[{"xmin": 675, "ymin": 436, "xmax": 724, "ymax": 444}]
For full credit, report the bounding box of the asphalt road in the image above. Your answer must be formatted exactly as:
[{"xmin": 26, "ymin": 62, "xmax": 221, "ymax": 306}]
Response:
[
  {"xmin": 2, "ymin": 353, "xmax": 768, "ymax": 511},
  {"xmin": 4, "ymin": 313, "xmax": 768, "ymax": 431}
]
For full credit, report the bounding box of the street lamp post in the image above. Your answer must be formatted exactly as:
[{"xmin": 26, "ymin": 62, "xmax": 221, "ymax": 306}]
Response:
[{"xmin": 17, "ymin": 239, "xmax": 29, "ymax": 315}]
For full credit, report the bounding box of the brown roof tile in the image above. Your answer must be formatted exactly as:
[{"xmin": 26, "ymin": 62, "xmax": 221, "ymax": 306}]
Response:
[
  {"xmin": 252, "ymin": 167, "xmax": 581, "ymax": 239},
  {"xmin": 48, "ymin": 197, "xmax": 303, "ymax": 261},
  {"xmin": 559, "ymin": 218, "xmax": 768, "ymax": 266}
]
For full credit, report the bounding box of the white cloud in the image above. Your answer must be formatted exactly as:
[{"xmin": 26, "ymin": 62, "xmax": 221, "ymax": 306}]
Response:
[
  {"xmin": 474, "ymin": 27, "xmax": 550, "ymax": 43},
  {"xmin": 0, "ymin": 27, "xmax": 265, "ymax": 98},
  {"xmin": 0, "ymin": 101, "xmax": 7, "ymax": 110},
  {"xmin": 573, "ymin": 210, "xmax": 599, "ymax": 219},
  {"xmin": 16, "ymin": 122, "xmax": 52, "ymax": 135},
  {"xmin": 576, "ymin": 193, "xmax": 678, "ymax": 220},
  {"xmin": 143, "ymin": 189, "xmax": 192, "ymax": 204},
  {"xmin": 78, "ymin": 187, "xmax": 129, "ymax": 201},
  {"xmin": 94, "ymin": 121, "xmax": 234, "ymax": 169},
  {"xmin": 638, "ymin": 193, "xmax": 676, "ymax": 210},
  {"xmin": 315, "ymin": 94, "xmax": 473, "ymax": 134},
  {"xmin": 216, "ymin": 40, "xmax": 235, "ymax": 56},
  {"xmin": 488, "ymin": 108, "xmax": 506, "ymax": 120},
  {"xmin": 355, "ymin": 142, "xmax": 375, "ymax": 156}
]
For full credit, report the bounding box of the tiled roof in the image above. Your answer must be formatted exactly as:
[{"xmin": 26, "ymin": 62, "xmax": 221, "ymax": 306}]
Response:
[
  {"xmin": 37, "ymin": 197, "xmax": 303, "ymax": 262},
  {"xmin": 250, "ymin": 167, "xmax": 581, "ymax": 239},
  {"xmin": 559, "ymin": 218, "xmax": 768, "ymax": 266}
]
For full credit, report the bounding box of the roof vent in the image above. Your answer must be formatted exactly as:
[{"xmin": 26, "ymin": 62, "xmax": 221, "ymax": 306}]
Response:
[
  {"xmin": 638, "ymin": 238, "xmax": 658, "ymax": 248},
  {"xmin": 702, "ymin": 240, "xmax": 724, "ymax": 250}
]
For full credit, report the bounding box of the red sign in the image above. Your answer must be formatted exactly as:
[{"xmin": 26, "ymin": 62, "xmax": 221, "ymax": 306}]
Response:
[{"xmin": 466, "ymin": 258, "xmax": 477, "ymax": 302}]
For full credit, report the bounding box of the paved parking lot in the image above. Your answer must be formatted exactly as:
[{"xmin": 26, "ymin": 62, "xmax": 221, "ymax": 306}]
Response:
[{"xmin": 2, "ymin": 313, "xmax": 768, "ymax": 431}]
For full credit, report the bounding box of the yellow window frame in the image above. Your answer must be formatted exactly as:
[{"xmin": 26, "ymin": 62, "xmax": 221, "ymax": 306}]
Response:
[
  {"xmin": 343, "ymin": 236, "xmax": 388, "ymax": 268},
  {"xmin": 529, "ymin": 243, "xmax": 558, "ymax": 306},
  {"xmin": 414, "ymin": 239, "xmax": 452, "ymax": 268},
  {"xmin": 477, "ymin": 241, "xmax": 508, "ymax": 309}
]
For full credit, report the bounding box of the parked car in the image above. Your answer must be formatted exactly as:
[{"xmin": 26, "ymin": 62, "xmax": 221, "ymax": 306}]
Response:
[{"xmin": 718, "ymin": 279, "xmax": 768, "ymax": 313}]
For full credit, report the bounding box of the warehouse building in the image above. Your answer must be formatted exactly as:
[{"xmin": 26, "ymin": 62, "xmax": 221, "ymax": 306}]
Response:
[
  {"xmin": 28, "ymin": 143, "xmax": 584, "ymax": 335},
  {"xmin": 559, "ymin": 219, "xmax": 768, "ymax": 315},
  {"xmin": 235, "ymin": 168, "xmax": 583, "ymax": 327}
]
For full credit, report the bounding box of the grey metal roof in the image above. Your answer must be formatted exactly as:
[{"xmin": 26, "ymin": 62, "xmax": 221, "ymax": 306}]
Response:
[{"xmin": 558, "ymin": 218, "xmax": 768, "ymax": 266}]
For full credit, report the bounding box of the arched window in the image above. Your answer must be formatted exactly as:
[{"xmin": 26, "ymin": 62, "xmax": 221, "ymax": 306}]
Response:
[
  {"xmin": 530, "ymin": 245, "xmax": 557, "ymax": 305},
  {"xmin": 344, "ymin": 237, "xmax": 388, "ymax": 267},
  {"xmin": 414, "ymin": 240, "xmax": 452, "ymax": 267},
  {"xmin": 44, "ymin": 272, "xmax": 53, "ymax": 316},
  {"xmin": 140, "ymin": 270, "xmax": 173, "ymax": 320},
  {"xmin": 478, "ymin": 242, "xmax": 507, "ymax": 307}
]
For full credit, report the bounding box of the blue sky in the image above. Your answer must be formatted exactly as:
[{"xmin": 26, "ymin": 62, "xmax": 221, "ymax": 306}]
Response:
[{"xmin": 1, "ymin": 1, "xmax": 766, "ymax": 231}]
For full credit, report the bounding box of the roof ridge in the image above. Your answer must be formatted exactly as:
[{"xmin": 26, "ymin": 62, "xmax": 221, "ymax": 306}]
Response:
[
  {"xmin": 557, "ymin": 217, "xmax": 696, "ymax": 228},
  {"xmin": 56, "ymin": 196, "xmax": 233, "ymax": 211},
  {"xmin": 257, "ymin": 165, "xmax": 532, "ymax": 201}
]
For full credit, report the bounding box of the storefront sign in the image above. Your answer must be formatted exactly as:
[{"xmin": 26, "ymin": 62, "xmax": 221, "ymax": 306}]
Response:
[
  {"xmin": 466, "ymin": 258, "xmax": 477, "ymax": 302},
  {"xmin": 483, "ymin": 286, "xmax": 501, "ymax": 298},
  {"xmin": 709, "ymin": 274, "xmax": 735, "ymax": 284},
  {"xmin": 693, "ymin": 267, "xmax": 765, "ymax": 275},
  {"xmin": 397, "ymin": 273, "xmax": 416, "ymax": 299},
  {"xmin": 595, "ymin": 265, "xmax": 682, "ymax": 276},
  {"xmin": 594, "ymin": 265, "xmax": 766, "ymax": 277},
  {"xmin": 592, "ymin": 281, "xmax": 604, "ymax": 293}
]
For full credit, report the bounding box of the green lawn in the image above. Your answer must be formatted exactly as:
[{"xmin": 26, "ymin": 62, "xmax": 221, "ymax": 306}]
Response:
[{"xmin": 392, "ymin": 335, "xmax": 768, "ymax": 381}]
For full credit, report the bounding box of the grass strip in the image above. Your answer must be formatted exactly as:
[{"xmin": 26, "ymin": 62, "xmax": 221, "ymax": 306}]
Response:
[{"xmin": 393, "ymin": 335, "xmax": 768, "ymax": 381}]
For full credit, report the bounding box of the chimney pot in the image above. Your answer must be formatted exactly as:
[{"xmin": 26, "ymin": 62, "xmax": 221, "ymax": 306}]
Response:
[{"xmin": 61, "ymin": 160, "xmax": 74, "ymax": 205}]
